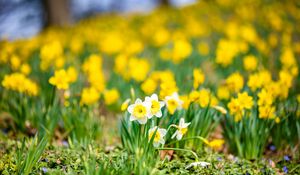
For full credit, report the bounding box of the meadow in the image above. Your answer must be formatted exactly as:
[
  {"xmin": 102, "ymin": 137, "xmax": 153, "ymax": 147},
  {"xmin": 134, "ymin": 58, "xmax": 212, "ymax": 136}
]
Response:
[{"xmin": 0, "ymin": 0, "xmax": 300, "ymax": 174}]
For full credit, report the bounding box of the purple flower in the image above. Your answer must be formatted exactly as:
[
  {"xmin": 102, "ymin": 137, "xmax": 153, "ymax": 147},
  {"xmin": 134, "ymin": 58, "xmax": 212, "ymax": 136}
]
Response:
[
  {"xmin": 62, "ymin": 140, "xmax": 69, "ymax": 147},
  {"xmin": 217, "ymin": 157, "xmax": 222, "ymax": 161},
  {"xmin": 283, "ymin": 166, "xmax": 288, "ymax": 173},
  {"xmin": 269, "ymin": 145, "xmax": 276, "ymax": 151},
  {"xmin": 284, "ymin": 155, "xmax": 290, "ymax": 161},
  {"xmin": 42, "ymin": 167, "xmax": 48, "ymax": 173}
]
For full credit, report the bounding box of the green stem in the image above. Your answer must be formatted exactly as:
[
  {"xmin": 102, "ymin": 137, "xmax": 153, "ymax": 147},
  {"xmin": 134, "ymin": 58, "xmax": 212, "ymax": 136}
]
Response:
[{"xmin": 166, "ymin": 136, "xmax": 206, "ymax": 146}]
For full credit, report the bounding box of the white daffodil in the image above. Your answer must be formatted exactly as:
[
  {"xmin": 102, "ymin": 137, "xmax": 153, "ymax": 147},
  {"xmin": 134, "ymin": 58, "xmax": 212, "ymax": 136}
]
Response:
[
  {"xmin": 186, "ymin": 161, "xmax": 211, "ymax": 169},
  {"xmin": 148, "ymin": 126, "xmax": 167, "ymax": 147},
  {"xmin": 127, "ymin": 98, "xmax": 151, "ymax": 124},
  {"xmin": 145, "ymin": 93, "xmax": 165, "ymax": 118},
  {"xmin": 172, "ymin": 118, "xmax": 191, "ymax": 140},
  {"xmin": 165, "ymin": 92, "xmax": 183, "ymax": 115}
]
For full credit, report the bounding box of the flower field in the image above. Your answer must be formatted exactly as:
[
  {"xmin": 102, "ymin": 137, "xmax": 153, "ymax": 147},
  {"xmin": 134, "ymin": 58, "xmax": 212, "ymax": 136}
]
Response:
[{"xmin": 1, "ymin": 0, "xmax": 300, "ymax": 174}]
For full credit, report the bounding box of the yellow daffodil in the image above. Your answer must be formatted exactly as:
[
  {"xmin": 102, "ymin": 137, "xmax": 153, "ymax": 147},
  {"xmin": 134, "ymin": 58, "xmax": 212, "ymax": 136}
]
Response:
[
  {"xmin": 193, "ymin": 68, "xmax": 205, "ymax": 89},
  {"xmin": 104, "ymin": 88, "xmax": 120, "ymax": 105},
  {"xmin": 49, "ymin": 69, "xmax": 70, "ymax": 90},
  {"xmin": 80, "ymin": 87, "xmax": 100, "ymax": 105}
]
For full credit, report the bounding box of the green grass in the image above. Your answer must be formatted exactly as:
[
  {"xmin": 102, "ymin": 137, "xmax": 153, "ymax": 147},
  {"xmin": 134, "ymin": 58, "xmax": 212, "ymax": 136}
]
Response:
[{"xmin": 0, "ymin": 138, "xmax": 299, "ymax": 175}]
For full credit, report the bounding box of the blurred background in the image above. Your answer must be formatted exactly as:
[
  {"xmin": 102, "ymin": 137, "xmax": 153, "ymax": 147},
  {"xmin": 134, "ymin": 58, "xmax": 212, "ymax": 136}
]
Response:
[{"xmin": 0, "ymin": 0, "xmax": 196, "ymax": 40}]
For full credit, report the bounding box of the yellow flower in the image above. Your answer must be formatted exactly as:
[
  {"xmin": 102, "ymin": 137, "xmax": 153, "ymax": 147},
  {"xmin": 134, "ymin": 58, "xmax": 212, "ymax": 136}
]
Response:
[
  {"xmin": 125, "ymin": 40, "xmax": 144, "ymax": 55},
  {"xmin": 70, "ymin": 37, "xmax": 83, "ymax": 54},
  {"xmin": 80, "ymin": 87, "xmax": 100, "ymax": 105},
  {"xmin": 280, "ymin": 47, "xmax": 296, "ymax": 68},
  {"xmin": 216, "ymin": 39, "xmax": 240, "ymax": 67},
  {"xmin": 121, "ymin": 99, "xmax": 130, "ymax": 111},
  {"xmin": 193, "ymin": 68, "xmax": 205, "ymax": 89},
  {"xmin": 165, "ymin": 92, "xmax": 183, "ymax": 115},
  {"xmin": 225, "ymin": 72, "xmax": 244, "ymax": 93},
  {"xmin": 10, "ymin": 55, "xmax": 21, "ymax": 70},
  {"xmin": 82, "ymin": 54, "xmax": 105, "ymax": 92},
  {"xmin": 99, "ymin": 32, "xmax": 124, "ymax": 54},
  {"xmin": 243, "ymin": 55, "xmax": 257, "ymax": 71},
  {"xmin": 104, "ymin": 88, "xmax": 120, "ymax": 105},
  {"xmin": 128, "ymin": 98, "xmax": 151, "ymax": 124},
  {"xmin": 40, "ymin": 41, "xmax": 63, "ymax": 70},
  {"xmin": 2, "ymin": 73, "xmax": 38, "ymax": 96},
  {"xmin": 204, "ymin": 139, "xmax": 225, "ymax": 150},
  {"xmin": 217, "ymin": 86, "xmax": 230, "ymax": 100},
  {"xmin": 128, "ymin": 57, "xmax": 150, "ymax": 82},
  {"xmin": 49, "ymin": 69, "xmax": 70, "ymax": 90},
  {"xmin": 228, "ymin": 98, "xmax": 243, "ymax": 122},
  {"xmin": 66, "ymin": 66, "xmax": 78, "ymax": 83},
  {"xmin": 213, "ymin": 106, "xmax": 227, "ymax": 114},
  {"xmin": 189, "ymin": 90, "xmax": 200, "ymax": 102},
  {"xmin": 180, "ymin": 95, "xmax": 191, "ymax": 110},
  {"xmin": 198, "ymin": 89, "xmax": 210, "ymax": 108},
  {"xmin": 247, "ymin": 73, "xmax": 261, "ymax": 91},
  {"xmin": 237, "ymin": 92, "xmax": 253, "ymax": 110},
  {"xmin": 258, "ymin": 89, "xmax": 273, "ymax": 106},
  {"xmin": 172, "ymin": 39, "xmax": 192, "ymax": 63},
  {"xmin": 145, "ymin": 94, "xmax": 165, "ymax": 118},
  {"xmin": 55, "ymin": 56, "xmax": 65, "ymax": 68},
  {"xmin": 148, "ymin": 126, "xmax": 167, "ymax": 147},
  {"xmin": 141, "ymin": 78, "xmax": 157, "ymax": 95},
  {"xmin": 153, "ymin": 28, "xmax": 170, "ymax": 47},
  {"xmin": 20, "ymin": 63, "xmax": 31, "ymax": 75},
  {"xmin": 259, "ymin": 105, "xmax": 275, "ymax": 119},
  {"xmin": 172, "ymin": 118, "xmax": 190, "ymax": 140},
  {"xmin": 159, "ymin": 80, "xmax": 178, "ymax": 99}
]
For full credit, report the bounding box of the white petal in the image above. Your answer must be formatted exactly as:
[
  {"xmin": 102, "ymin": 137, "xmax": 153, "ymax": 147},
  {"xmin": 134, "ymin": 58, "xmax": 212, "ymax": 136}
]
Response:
[
  {"xmin": 135, "ymin": 98, "xmax": 142, "ymax": 104},
  {"xmin": 153, "ymin": 142, "xmax": 159, "ymax": 147},
  {"xmin": 148, "ymin": 126, "xmax": 156, "ymax": 133},
  {"xmin": 186, "ymin": 161, "xmax": 210, "ymax": 169},
  {"xmin": 155, "ymin": 111, "xmax": 162, "ymax": 118},
  {"xmin": 151, "ymin": 94, "xmax": 158, "ymax": 101},
  {"xmin": 145, "ymin": 96, "xmax": 151, "ymax": 102},
  {"xmin": 159, "ymin": 139, "xmax": 165, "ymax": 145},
  {"xmin": 172, "ymin": 131, "xmax": 178, "ymax": 139},
  {"xmin": 138, "ymin": 117, "xmax": 147, "ymax": 124},
  {"xmin": 176, "ymin": 133, "xmax": 183, "ymax": 140},
  {"xmin": 147, "ymin": 113, "xmax": 154, "ymax": 119},
  {"xmin": 159, "ymin": 101, "xmax": 165, "ymax": 107},
  {"xmin": 183, "ymin": 122, "xmax": 191, "ymax": 128},
  {"xmin": 127, "ymin": 104, "xmax": 135, "ymax": 113},
  {"xmin": 129, "ymin": 115, "xmax": 136, "ymax": 121},
  {"xmin": 159, "ymin": 128, "xmax": 167, "ymax": 136},
  {"xmin": 179, "ymin": 118, "xmax": 185, "ymax": 126},
  {"xmin": 143, "ymin": 101, "xmax": 152, "ymax": 109}
]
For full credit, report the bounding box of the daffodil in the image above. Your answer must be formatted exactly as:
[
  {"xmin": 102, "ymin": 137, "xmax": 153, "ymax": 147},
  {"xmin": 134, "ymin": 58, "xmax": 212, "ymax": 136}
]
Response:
[
  {"xmin": 172, "ymin": 118, "xmax": 190, "ymax": 140},
  {"xmin": 49, "ymin": 69, "xmax": 70, "ymax": 90},
  {"xmin": 203, "ymin": 139, "xmax": 225, "ymax": 150},
  {"xmin": 103, "ymin": 88, "xmax": 120, "ymax": 105},
  {"xmin": 165, "ymin": 92, "xmax": 183, "ymax": 115},
  {"xmin": 148, "ymin": 126, "xmax": 167, "ymax": 147},
  {"xmin": 213, "ymin": 106, "xmax": 227, "ymax": 114},
  {"xmin": 127, "ymin": 99, "xmax": 151, "ymax": 124},
  {"xmin": 145, "ymin": 94, "xmax": 165, "ymax": 118},
  {"xmin": 121, "ymin": 99, "xmax": 131, "ymax": 111}
]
